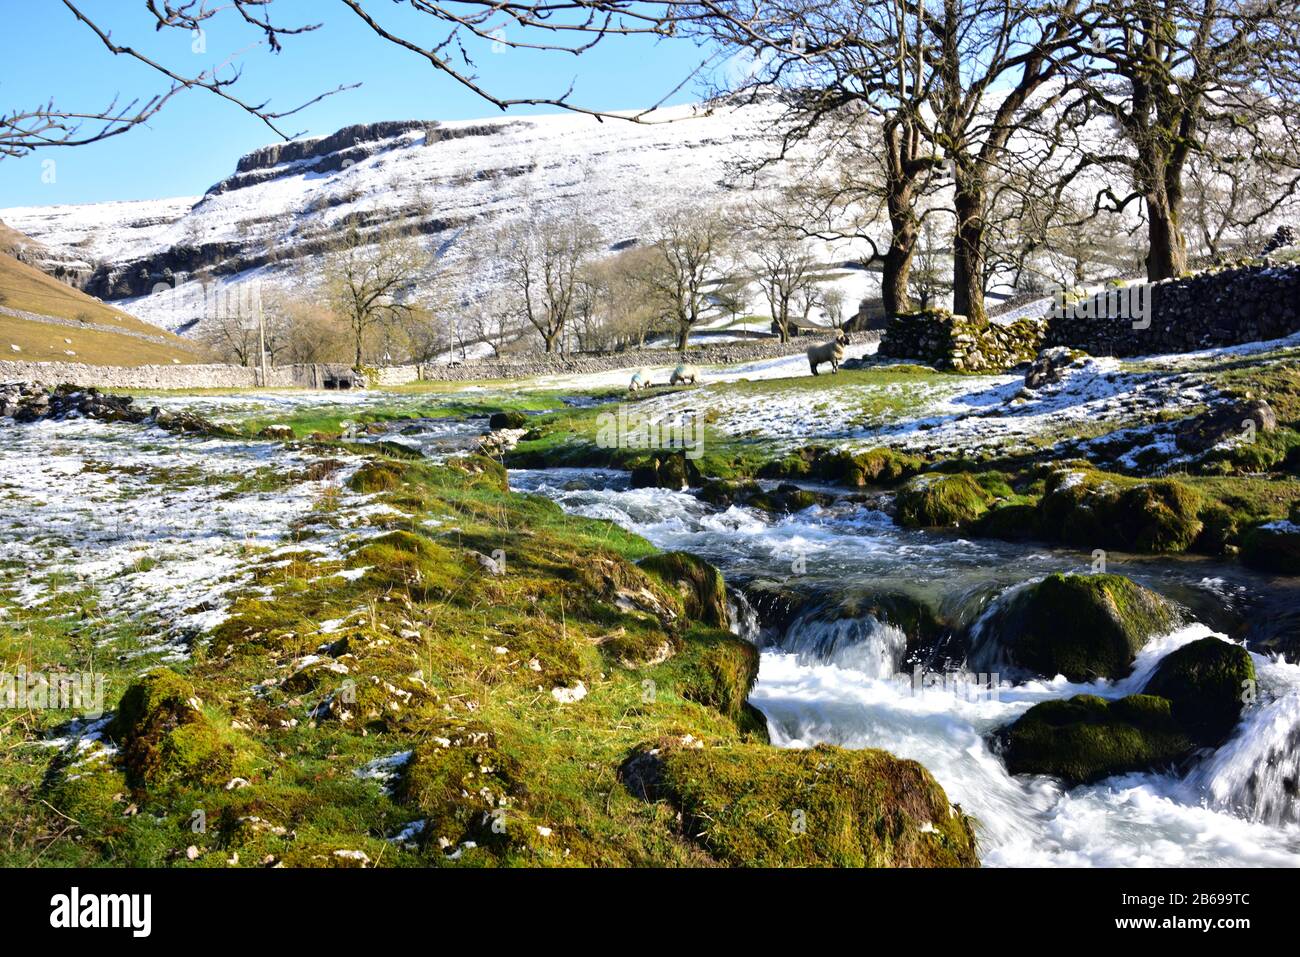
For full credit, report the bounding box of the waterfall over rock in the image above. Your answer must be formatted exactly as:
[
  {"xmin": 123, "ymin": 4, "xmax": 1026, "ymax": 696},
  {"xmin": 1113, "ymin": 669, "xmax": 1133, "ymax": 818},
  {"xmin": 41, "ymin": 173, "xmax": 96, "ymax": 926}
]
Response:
[
  {"xmin": 780, "ymin": 609, "xmax": 907, "ymax": 678},
  {"xmin": 1187, "ymin": 690, "xmax": 1300, "ymax": 824}
]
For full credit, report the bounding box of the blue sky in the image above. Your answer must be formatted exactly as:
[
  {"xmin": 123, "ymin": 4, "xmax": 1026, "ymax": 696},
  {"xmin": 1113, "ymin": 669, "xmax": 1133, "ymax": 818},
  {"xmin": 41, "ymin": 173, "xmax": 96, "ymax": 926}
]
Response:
[{"xmin": 0, "ymin": 0, "xmax": 711, "ymax": 208}]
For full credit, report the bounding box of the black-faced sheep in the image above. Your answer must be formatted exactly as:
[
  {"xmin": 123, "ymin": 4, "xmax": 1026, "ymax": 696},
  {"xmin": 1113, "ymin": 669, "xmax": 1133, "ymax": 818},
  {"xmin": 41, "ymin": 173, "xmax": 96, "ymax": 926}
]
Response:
[{"xmin": 807, "ymin": 331, "xmax": 851, "ymax": 375}]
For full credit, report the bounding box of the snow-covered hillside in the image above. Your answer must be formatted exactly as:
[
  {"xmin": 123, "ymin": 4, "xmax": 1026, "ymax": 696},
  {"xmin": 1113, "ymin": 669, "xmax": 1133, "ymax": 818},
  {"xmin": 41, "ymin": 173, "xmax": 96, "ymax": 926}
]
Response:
[{"xmin": 2, "ymin": 102, "xmax": 848, "ymax": 335}]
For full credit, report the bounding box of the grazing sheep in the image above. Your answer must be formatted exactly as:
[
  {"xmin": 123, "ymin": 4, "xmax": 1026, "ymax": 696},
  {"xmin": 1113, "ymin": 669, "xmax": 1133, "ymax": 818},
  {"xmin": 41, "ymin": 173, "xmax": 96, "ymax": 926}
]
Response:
[
  {"xmin": 628, "ymin": 368, "xmax": 653, "ymax": 392},
  {"xmin": 669, "ymin": 363, "xmax": 699, "ymax": 386},
  {"xmin": 807, "ymin": 330, "xmax": 851, "ymax": 375}
]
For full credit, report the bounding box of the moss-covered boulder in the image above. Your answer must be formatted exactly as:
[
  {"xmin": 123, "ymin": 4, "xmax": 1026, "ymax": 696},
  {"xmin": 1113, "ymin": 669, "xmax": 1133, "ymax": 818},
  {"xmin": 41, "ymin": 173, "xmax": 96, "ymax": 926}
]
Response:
[
  {"xmin": 758, "ymin": 447, "xmax": 820, "ymax": 480},
  {"xmin": 638, "ymin": 551, "xmax": 729, "ymax": 628},
  {"xmin": 348, "ymin": 460, "xmax": 405, "ymax": 493},
  {"xmin": 668, "ymin": 626, "xmax": 763, "ymax": 734},
  {"xmin": 972, "ymin": 502, "xmax": 1040, "ymax": 541},
  {"xmin": 995, "ymin": 694, "xmax": 1192, "ymax": 785},
  {"xmin": 109, "ymin": 669, "xmax": 254, "ymax": 791},
  {"xmin": 895, "ymin": 473, "xmax": 994, "ymax": 527},
  {"xmin": 1037, "ymin": 471, "xmax": 1202, "ymax": 553},
  {"xmin": 1141, "ymin": 637, "xmax": 1255, "ymax": 745},
  {"xmin": 991, "ymin": 574, "xmax": 1176, "ymax": 681},
  {"xmin": 748, "ymin": 484, "xmax": 833, "ymax": 514},
  {"xmin": 697, "ymin": 479, "xmax": 761, "ymax": 508},
  {"xmin": 1241, "ymin": 520, "xmax": 1300, "ymax": 574},
  {"xmin": 629, "ymin": 451, "xmax": 700, "ymax": 490},
  {"xmin": 448, "ymin": 454, "xmax": 510, "ymax": 492},
  {"xmin": 820, "ymin": 448, "xmax": 922, "ymax": 486},
  {"xmin": 622, "ymin": 741, "xmax": 977, "ymax": 867},
  {"xmin": 488, "ymin": 410, "xmax": 528, "ymax": 430}
]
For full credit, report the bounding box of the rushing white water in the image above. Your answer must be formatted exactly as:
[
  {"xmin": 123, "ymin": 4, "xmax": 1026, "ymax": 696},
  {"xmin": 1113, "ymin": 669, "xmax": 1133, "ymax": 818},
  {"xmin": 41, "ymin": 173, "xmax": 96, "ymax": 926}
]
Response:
[{"xmin": 512, "ymin": 467, "xmax": 1300, "ymax": 866}]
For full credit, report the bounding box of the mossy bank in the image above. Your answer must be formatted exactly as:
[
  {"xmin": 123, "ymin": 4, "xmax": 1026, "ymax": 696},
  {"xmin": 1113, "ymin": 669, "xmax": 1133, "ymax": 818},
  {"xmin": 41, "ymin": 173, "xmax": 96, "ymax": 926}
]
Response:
[{"xmin": 2, "ymin": 442, "xmax": 977, "ymax": 868}]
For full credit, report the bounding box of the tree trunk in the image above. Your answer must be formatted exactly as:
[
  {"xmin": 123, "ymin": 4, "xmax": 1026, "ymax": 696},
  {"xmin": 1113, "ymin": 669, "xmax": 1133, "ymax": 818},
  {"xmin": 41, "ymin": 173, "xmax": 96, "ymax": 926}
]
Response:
[
  {"xmin": 1145, "ymin": 188, "xmax": 1188, "ymax": 281},
  {"xmin": 881, "ymin": 237, "xmax": 915, "ymax": 317},
  {"xmin": 882, "ymin": 177, "xmax": 918, "ymax": 317},
  {"xmin": 676, "ymin": 323, "xmax": 690, "ymax": 351},
  {"xmin": 951, "ymin": 180, "xmax": 986, "ymax": 323}
]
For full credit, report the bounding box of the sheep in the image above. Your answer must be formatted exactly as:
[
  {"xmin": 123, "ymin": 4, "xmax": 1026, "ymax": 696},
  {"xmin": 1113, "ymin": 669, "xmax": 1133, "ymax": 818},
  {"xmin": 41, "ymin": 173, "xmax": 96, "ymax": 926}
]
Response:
[
  {"xmin": 807, "ymin": 330, "xmax": 851, "ymax": 375},
  {"xmin": 669, "ymin": 363, "xmax": 699, "ymax": 386},
  {"xmin": 628, "ymin": 368, "xmax": 653, "ymax": 392}
]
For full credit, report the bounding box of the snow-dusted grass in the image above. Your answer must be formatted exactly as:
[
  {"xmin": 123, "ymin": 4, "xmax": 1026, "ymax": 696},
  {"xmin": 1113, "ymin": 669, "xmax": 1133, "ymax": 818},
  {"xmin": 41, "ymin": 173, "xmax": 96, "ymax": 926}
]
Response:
[
  {"xmin": 608, "ymin": 351, "xmax": 1215, "ymax": 460},
  {"xmin": 0, "ymin": 416, "xmax": 394, "ymax": 655}
]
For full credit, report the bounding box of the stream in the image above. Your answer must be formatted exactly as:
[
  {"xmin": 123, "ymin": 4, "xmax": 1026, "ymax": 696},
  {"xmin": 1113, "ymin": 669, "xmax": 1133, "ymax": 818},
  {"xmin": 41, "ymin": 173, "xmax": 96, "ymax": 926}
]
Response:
[{"xmin": 511, "ymin": 466, "xmax": 1300, "ymax": 867}]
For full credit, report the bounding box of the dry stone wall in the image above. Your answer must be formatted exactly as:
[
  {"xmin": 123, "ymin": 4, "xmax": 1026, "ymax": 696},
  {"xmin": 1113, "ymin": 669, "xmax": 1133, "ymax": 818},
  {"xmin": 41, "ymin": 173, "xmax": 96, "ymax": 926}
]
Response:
[
  {"xmin": 1, "ymin": 337, "xmax": 849, "ymax": 391},
  {"xmin": 1044, "ymin": 261, "xmax": 1300, "ymax": 357},
  {"xmin": 878, "ymin": 311, "xmax": 1043, "ymax": 372}
]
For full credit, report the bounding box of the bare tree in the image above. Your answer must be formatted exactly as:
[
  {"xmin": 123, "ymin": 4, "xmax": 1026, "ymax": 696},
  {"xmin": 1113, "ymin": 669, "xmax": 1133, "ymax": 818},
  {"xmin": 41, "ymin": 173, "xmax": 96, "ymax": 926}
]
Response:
[
  {"xmin": 637, "ymin": 208, "xmax": 731, "ymax": 350},
  {"xmin": 1183, "ymin": 124, "xmax": 1300, "ymax": 261},
  {"xmin": 745, "ymin": 214, "xmax": 823, "ymax": 341},
  {"xmin": 1073, "ymin": 0, "xmax": 1300, "ymax": 280},
  {"xmin": 326, "ymin": 230, "xmax": 426, "ymax": 367},
  {"xmin": 584, "ymin": 246, "xmax": 664, "ymax": 349},
  {"xmin": 469, "ymin": 291, "xmax": 517, "ymax": 357},
  {"xmin": 199, "ymin": 310, "xmax": 263, "ymax": 367},
  {"xmin": 493, "ymin": 214, "xmax": 595, "ymax": 353}
]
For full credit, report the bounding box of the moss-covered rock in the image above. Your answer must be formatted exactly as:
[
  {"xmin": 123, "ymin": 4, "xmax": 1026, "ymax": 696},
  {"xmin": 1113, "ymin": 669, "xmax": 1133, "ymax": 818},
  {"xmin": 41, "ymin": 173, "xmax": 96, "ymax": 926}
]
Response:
[
  {"xmin": 448, "ymin": 454, "xmax": 509, "ymax": 492},
  {"xmin": 1037, "ymin": 471, "xmax": 1202, "ymax": 553},
  {"xmin": 992, "ymin": 574, "xmax": 1176, "ymax": 681},
  {"xmin": 1141, "ymin": 637, "xmax": 1255, "ymax": 745},
  {"xmin": 697, "ymin": 479, "xmax": 761, "ymax": 508},
  {"xmin": 109, "ymin": 669, "xmax": 255, "ymax": 791},
  {"xmin": 973, "ymin": 503, "xmax": 1040, "ymax": 540},
  {"xmin": 1241, "ymin": 520, "xmax": 1300, "ymax": 573},
  {"xmin": 638, "ymin": 551, "xmax": 729, "ymax": 628},
  {"xmin": 995, "ymin": 694, "xmax": 1192, "ymax": 785},
  {"xmin": 629, "ymin": 451, "xmax": 700, "ymax": 490},
  {"xmin": 748, "ymin": 484, "xmax": 833, "ymax": 514},
  {"xmin": 622, "ymin": 741, "xmax": 977, "ymax": 866},
  {"xmin": 820, "ymin": 448, "xmax": 922, "ymax": 487},
  {"xmin": 895, "ymin": 473, "xmax": 994, "ymax": 527},
  {"xmin": 489, "ymin": 410, "xmax": 528, "ymax": 430},
  {"xmin": 758, "ymin": 447, "xmax": 820, "ymax": 480},
  {"xmin": 348, "ymin": 460, "xmax": 405, "ymax": 493},
  {"xmin": 670, "ymin": 626, "xmax": 763, "ymax": 733}
]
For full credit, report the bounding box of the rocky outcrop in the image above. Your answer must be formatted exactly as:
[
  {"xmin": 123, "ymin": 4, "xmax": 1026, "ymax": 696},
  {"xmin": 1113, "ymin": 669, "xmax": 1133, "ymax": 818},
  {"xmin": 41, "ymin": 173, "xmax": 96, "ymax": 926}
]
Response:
[
  {"xmin": 1176, "ymin": 396, "xmax": 1277, "ymax": 454},
  {"xmin": 878, "ymin": 310, "xmax": 1043, "ymax": 372},
  {"xmin": 1023, "ymin": 346, "xmax": 1083, "ymax": 389}
]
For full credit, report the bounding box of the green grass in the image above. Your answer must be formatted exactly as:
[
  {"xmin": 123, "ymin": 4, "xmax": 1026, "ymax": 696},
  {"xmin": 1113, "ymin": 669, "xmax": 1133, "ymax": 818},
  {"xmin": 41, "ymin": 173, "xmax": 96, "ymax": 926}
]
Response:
[{"xmin": 0, "ymin": 445, "xmax": 976, "ymax": 868}]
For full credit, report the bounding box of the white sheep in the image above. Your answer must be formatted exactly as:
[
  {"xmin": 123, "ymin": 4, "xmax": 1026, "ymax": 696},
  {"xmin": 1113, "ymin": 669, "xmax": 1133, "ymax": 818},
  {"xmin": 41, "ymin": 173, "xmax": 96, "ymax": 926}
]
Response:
[
  {"xmin": 669, "ymin": 363, "xmax": 699, "ymax": 386},
  {"xmin": 807, "ymin": 330, "xmax": 851, "ymax": 375},
  {"xmin": 628, "ymin": 368, "xmax": 653, "ymax": 392}
]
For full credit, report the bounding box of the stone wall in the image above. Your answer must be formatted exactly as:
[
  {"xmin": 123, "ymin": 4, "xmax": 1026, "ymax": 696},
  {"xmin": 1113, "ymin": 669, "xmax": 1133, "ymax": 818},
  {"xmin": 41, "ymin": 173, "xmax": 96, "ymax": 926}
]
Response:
[
  {"xmin": 0, "ymin": 337, "xmax": 848, "ymax": 390},
  {"xmin": 0, "ymin": 360, "xmax": 360, "ymax": 391},
  {"xmin": 1044, "ymin": 261, "xmax": 1300, "ymax": 357},
  {"xmin": 877, "ymin": 311, "xmax": 1043, "ymax": 372},
  {"xmin": 378, "ymin": 338, "xmax": 841, "ymax": 384}
]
